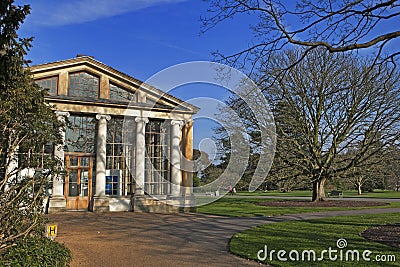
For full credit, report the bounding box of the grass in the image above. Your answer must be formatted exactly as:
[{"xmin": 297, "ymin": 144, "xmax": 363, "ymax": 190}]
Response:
[
  {"xmin": 230, "ymin": 213, "xmax": 400, "ymax": 266},
  {"xmin": 342, "ymin": 190, "xmax": 400, "ymax": 199},
  {"xmin": 236, "ymin": 189, "xmax": 400, "ymax": 199},
  {"xmin": 236, "ymin": 190, "xmax": 313, "ymax": 197},
  {"xmin": 196, "ymin": 197, "xmax": 400, "ymax": 217}
]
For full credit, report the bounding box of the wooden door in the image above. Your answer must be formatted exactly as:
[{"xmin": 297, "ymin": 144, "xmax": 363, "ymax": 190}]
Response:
[{"xmin": 65, "ymin": 155, "xmax": 93, "ymax": 210}]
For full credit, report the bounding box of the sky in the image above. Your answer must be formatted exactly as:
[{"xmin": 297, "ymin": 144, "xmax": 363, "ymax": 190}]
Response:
[
  {"xmin": 15, "ymin": 0, "xmax": 400, "ymax": 160},
  {"xmin": 15, "ymin": 0, "xmax": 257, "ymax": 159}
]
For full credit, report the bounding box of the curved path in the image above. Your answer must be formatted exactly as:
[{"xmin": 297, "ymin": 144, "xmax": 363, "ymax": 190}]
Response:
[{"xmin": 48, "ymin": 207, "xmax": 400, "ymax": 267}]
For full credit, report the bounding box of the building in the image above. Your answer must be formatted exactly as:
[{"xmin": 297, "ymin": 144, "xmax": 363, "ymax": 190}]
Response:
[{"xmin": 30, "ymin": 55, "xmax": 199, "ymax": 212}]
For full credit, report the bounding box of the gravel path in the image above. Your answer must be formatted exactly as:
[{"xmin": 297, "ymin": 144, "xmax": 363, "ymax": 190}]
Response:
[{"xmin": 48, "ymin": 207, "xmax": 400, "ymax": 267}]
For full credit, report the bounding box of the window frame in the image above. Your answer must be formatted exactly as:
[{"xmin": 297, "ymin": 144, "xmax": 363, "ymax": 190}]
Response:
[
  {"xmin": 145, "ymin": 119, "xmax": 170, "ymax": 195},
  {"xmin": 109, "ymin": 83, "xmax": 136, "ymax": 102},
  {"xmin": 65, "ymin": 114, "xmax": 97, "ymax": 154},
  {"xmin": 106, "ymin": 116, "xmax": 135, "ymax": 196},
  {"xmin": 35, "ymin": 76, "xmax": 59, "ymax": 96},
  {"xmin": 68, "ymin": 71, "xmax": 100, "ymax": 99}
]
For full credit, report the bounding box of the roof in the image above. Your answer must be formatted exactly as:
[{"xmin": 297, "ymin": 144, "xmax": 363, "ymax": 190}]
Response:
[{"xmin": 29, "ymin": 55, "xmax": 200, "ymax": 114}]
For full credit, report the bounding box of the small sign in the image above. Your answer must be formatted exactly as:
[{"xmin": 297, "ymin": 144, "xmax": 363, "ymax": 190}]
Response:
[{"xmin": 46, "ymin": 223, "xmax": 58, "ymax": 240}]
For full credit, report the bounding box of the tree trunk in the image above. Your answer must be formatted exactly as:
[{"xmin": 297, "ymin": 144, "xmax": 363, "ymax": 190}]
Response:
[
  {"xmin": 312, "ymin": 178, "xmax": 326, "ymax": 202},
  {"xmin": 357, "ymin": 183, "xmax": 362, "ymax": 195}
]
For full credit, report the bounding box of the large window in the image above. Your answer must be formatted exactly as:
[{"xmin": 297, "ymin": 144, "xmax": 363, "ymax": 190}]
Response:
[
  {"xmin": 35, "ymin": 77, "xmax": 58, "ymax": 95},
  {"xmin": 18, "ymin": 143, "xmax": 54, "ymax": 170},
  {"xmin": 68, "ymin": 72, "xmax": 99, "ymax": 99},
  {"xmin": 109, "ymin": 83, "xmax": 136, "ymax": 102},
  {"xmin": 145, "ymin": 120, "xmax": 170, "ymax": 195},
  {"xmin": 106, "ymin": 117, "xmax": 135, "ymax": 196},
  {"xmin": 65, "ymin": 115, "xmax": 97, "ymax": 153},
  {"xmin": 17, "ymin": 143, "xmax": 55, "ymax": 195}
]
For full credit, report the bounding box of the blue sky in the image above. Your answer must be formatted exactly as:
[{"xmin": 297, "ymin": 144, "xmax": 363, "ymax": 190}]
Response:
[
  {"xmin": 17, "ymin": 0, "xmax": 255, "ymax": 78},
  {"xmin": 16, "ymin": 0, "xmax": 257, "ymax": 157},
  {"xmin": 16, "ymin": 1, "xmax": 399, "ymax": 159}
]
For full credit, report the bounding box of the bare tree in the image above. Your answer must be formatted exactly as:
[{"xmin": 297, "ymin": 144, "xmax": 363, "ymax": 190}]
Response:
[
  {"xmin": 263, "ymin": 48, "xmax": 400, "ymax": 201},
  {"xmin": 203, "ymin": 0, "xmax": 400, "ymax": 74},
  {"xmin": 383, "ymin": 145, "xmax": 400, "ymax": 191},
  {"xmin": 338, "ymin": 143, "xmax": 386, "ymax": 194},
  {"xmin": 344, "ymin": 165, "xmax": 384, "ymax": 194}
]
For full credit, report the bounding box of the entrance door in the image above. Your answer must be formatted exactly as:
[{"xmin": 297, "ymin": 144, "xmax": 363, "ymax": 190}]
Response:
[{"xmin": 65, "ymin": 155, "xmax": 93, "ymax": 210}]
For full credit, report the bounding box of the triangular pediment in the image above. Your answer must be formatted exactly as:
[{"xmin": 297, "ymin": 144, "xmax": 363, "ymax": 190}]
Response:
[{"xmin": 30, "ymin": 56, "xmax": 199, "ymax": 114}]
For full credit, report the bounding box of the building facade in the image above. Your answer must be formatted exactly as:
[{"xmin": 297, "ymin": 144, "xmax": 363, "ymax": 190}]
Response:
[{"xmin": 30, "ymin": 56, "xmax": 198, "ymax": 212}]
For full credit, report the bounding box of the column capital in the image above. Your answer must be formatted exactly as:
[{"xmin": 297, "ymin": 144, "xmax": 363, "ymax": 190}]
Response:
[
  {"xmin": 135, "ymin": 116, "xmax": 149, "ymax": 124},
  {"xmin": 55, "ymin": 111, "xmax": 70, "ymax": 118},
  {"xmin": 171, "ymin": 119, "xmax": 184, "ymax": 128},
  {"xmin": 96, "ymin": 114, "xmax": 111, "ymax": 121}
]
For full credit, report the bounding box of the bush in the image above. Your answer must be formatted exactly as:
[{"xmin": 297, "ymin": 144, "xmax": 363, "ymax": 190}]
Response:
[{"xmin": 0, "ymin": 237, "xmax": 71, "ymax": 267}]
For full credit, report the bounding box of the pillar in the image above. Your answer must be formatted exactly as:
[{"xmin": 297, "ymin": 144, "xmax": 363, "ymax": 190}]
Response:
[
  {"xmin": 135, "ymin": 116, "xmax": 149, "ymax": 195},
  {"xmin": 92, "ymin": 114, "xmax": 111, "ymax": 212},
  {"xmin": 48, "ymin": 111, "xmax": 69, "ymax": 213},
  {"xmin": 170, "ymin": 120, "xmax": 184, "ymax": 196},
  {"xmin": 183, "ymin": 120, "xmax": 194, "ymax": 195},
  {"xmin": 53, "ymin": 111, "xmax": 70, "ymax": 196},
  {"xmin": 95, "ymin": 114, "xmax": 111, "ymax": 196}
]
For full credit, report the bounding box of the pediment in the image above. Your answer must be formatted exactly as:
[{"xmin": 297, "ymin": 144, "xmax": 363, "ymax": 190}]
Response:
[{"xmin": 30, "ymin": 56, "xmax": 199, "ymax": 114}]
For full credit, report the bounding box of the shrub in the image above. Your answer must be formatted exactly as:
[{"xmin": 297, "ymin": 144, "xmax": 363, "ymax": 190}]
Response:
[{"xmin": 0, "ymin": 237, "xmax": 71, "ymax": 267}]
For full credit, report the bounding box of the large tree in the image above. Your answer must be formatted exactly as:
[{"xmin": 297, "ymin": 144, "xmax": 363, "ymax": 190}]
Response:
[
  {"xmin": 0, "ymin": 1, "xmax": 64, "ymax": 251},
  {"xmin": 267, "ymin": 48, "xmax": 400, "ymax": 201},
  {"xmin": 216, "ymin": 48, "xmax": 400, "ymax": 201},
  {"xmin": 203, "ymin": 0, "xmax": 399, "ymax": 75}
]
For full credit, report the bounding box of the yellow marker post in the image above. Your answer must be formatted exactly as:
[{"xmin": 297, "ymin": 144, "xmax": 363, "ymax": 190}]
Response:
[{"xmin": 46, "ymin": 223, "xmax": 58, "ymax": 240}]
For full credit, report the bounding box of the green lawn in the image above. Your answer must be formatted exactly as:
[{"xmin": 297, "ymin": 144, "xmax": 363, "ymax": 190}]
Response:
[
  {"xmin": 230, "ymin": 213, "xmax": 400, "ymax": 266},
  {"xmin": 196, "ymin": 197, "xmax": 400, "ymax": 217},
  {"xmin": 236, "ymin": 190, "xmax": 313, "ymax": 197},
  {"xmin": 236, "ymin": 190, "xmax": 400, "ymax": 199}
]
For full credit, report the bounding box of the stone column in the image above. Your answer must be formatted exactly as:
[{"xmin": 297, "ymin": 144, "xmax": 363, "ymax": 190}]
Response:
[
  {"xmin": 92, "ymin": 114, "xmax": 111, "ymax": 212},
  {"xmin": 183, "ymin": 120, "xmax": 194, "ymax": 195},
  {"xmin": 95, "ymin": 114, "xmax": 111, "ymax": 196},
  {"xmin": 170, "ymin": 120, "xmax": 184, "ymax": 196},
  {"xmin": 135, "ymin": 117, "xmax": 149, "ymax": 195},
  {"xmin": 48, "ymin": 111, "xmax": 69, "ymax": 213},
  {"xmin": 53, "ymin": 111, "xmax": 70, "ymax": 196}
]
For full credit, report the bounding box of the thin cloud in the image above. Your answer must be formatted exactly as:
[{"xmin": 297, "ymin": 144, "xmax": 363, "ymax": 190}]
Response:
[
  {"xmin": 165, "ymin": 43, "xmax": 205, "ymax": 57},
  {"xmin": 22, "ymin": 0, "xmax": 186, "ymax": 27}
]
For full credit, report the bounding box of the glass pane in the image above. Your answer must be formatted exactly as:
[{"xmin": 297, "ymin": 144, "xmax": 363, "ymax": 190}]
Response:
[
  {"xmin": 80, "ymin": 170, "xmax": 89, "ymax": 196},
  {"xmin": 92, "ymin": 172, "xmax": 96, "ymax": 195},
  {"xmin": 35, "ymin": 77, "xmax": 57, "ymax": 95},
  {"xmin": 68, "ymin": 72, "xmax": 99, "ymax": 98},
  {"xmin": 68, "ymin": 170, "xmax": 78, "ymax": 197},
  {"xmin": 106, "ymin": 176, "xmax": 112, "ymax": 195},
  {"xmin": 65, "ymin": 115, "xmax": 96, "ymax": 153},
  {"xmin": 80, "ymin": 157, "xmax": 89, "ymax": 167},
  {"xmin": 106, "ymin": 175, "xmax": 119, "ymax": 196},
  {"xmin": 70, "ymin": 157, "xmax": 78, "ymax": 166},
  {"xmin": 110, "ymin": 83, "xmax": 135, "ymax": 102}
]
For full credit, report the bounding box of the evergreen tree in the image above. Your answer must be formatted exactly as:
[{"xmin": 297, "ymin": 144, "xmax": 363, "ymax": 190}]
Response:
[{"xmin": 0, "ymin": 1, "xmax": 64, "ymax": 251}]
